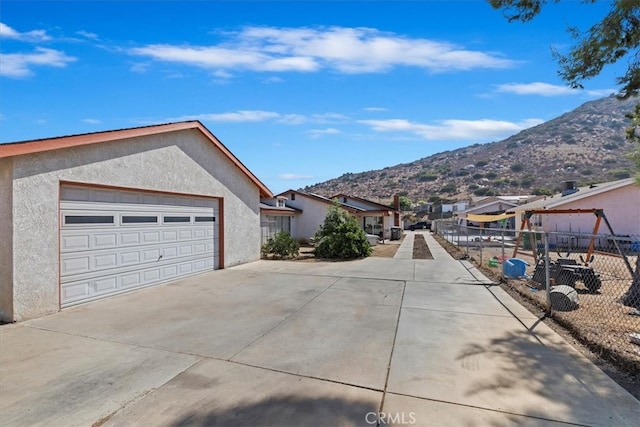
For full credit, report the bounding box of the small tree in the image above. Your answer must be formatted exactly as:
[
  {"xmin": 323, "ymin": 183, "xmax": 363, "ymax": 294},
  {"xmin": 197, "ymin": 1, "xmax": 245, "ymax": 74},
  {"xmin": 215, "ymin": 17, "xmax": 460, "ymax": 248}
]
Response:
[
  {"xmin": 313, "ymin": 202, "xmax": 372, "ymax": 259},
  {"xmin": 261, "ymin": 231, "xmax": 299, "ymax": 259}
]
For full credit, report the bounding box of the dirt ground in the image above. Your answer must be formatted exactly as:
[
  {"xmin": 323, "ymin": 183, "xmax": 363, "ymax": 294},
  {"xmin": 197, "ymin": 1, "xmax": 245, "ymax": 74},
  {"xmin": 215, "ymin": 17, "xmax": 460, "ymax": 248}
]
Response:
[
  {"xmin": 432, "ymin": 233, "xmax": 640, "ymax": 399},
  {"xmin": 293, "ymin": 238, "xmax": 401, "ymax": 262},
  {"xmin": 412, "ymin": 234, "xmax": 434, "ymax": 259}
]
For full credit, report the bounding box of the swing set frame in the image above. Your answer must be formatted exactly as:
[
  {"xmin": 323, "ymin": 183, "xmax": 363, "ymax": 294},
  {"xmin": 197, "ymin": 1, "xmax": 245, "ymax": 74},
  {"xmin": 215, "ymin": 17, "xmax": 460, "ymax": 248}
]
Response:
[{"xmin": 513, "ymin": 208, "xmax": 634, "ymax": 276}]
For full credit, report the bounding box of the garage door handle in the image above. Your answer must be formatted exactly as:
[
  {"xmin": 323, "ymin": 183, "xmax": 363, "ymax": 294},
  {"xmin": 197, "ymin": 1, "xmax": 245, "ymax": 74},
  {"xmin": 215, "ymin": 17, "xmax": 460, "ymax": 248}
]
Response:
[{"xmin": 157, "ymin": 254, "xmax": 163, "ymax": 262}]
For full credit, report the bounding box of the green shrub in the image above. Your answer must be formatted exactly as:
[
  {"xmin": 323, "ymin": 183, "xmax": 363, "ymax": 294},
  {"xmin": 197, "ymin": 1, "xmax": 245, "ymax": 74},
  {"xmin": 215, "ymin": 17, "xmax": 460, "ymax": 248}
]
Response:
[
  {"xmin": 532, "ymin": 187, "xmax": 554, "ymax": 196},
  {"xmin": 510, "ymin": 163, "xmax": 525, "ymax": 172},
  {"xmin": 610, "ymin": 169, "xmax": 631, "ymax": 179},
  {"xmin": 313, "ymin": 203, "xmax": 372, "ymax": 259},
  {"xmin": 261, "ymin": 231, "xmax": 299, "ymax": 259}
]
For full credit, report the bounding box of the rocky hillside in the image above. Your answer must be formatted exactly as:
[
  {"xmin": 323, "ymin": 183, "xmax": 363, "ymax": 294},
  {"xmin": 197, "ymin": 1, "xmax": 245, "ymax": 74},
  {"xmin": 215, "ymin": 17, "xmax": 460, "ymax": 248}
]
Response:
[{"xmin": 303, "ymin": 95, "xmax": 637, "ymax": 205}]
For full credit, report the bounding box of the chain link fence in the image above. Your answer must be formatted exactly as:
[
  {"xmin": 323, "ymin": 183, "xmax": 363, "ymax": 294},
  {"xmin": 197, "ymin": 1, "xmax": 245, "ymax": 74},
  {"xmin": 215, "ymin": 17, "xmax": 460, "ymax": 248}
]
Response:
[{"xmin": 432, "ymin": 219, "xmax": 640, "ymax": 370}]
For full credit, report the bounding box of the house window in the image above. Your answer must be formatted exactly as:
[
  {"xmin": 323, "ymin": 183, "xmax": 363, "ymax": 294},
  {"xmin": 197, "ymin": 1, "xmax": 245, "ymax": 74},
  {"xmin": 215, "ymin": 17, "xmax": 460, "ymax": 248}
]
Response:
[
  {"xmin": 291, "ymin": 194, "xmax": 295, "ymax": 201},
  {"xmin": 262, "ymin": 215, "xmax": 291, "ymax": 242},
  {"xmin": 343, "ymin": 197, "xmax": 348, "ymax": 203},
  {"xmin": 364, "ymin": 216, "xmax": 383, "ymax": 236},
  {"xmin": 276, "ymin": 199, "xmax": 285, "ymax": 208}
]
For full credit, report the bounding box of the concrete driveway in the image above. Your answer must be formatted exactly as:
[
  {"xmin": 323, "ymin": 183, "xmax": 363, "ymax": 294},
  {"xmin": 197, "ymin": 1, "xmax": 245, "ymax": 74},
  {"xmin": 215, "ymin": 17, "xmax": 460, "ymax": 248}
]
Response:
[{"xmin": 1, "ymin": 233, "xmax": 639, "ymax": 426}]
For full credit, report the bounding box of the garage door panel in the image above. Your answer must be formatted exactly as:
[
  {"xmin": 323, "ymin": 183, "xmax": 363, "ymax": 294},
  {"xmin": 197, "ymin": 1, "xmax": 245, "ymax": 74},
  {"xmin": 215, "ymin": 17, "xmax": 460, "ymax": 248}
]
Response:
[
  {"xmin": 95, "ymin": 277, "xmax": 118, "ymax": 293},
  {"xmin": 94, "ymin": 233, "xmax": 117, "ymax": 248},
  {"xmin": 62, "ymin": 257, "xmax": 91, "ymax": 275},
  {"xmin": 60, "ymin": 185, "xmax": 218, "ymax": 308},
  {"xmin": 142, "ymin": 231, "xmax": 160, "ymax": 244},
  {"xmin": 62, "ymin": 241, "xmax": 214, "ymax": 279},
  {"xmin": 62, "ymin": 281, "xmax": 90, "ymax": 302},
  {"xmin": 163, "ymin": 230, "xmax": 178, "ymax": 241},
  {"xmin": 94, "ymin": 253, "xmax": 117, "ymax": 269},
  {"xmin": 121, "ymin": 272, "xmax": 141, "ymax": 288},
  {"xmin": 143, "ymin": 269, "xmax": 161, "ymax": 283},
  {"xmin": 120, "ymin": 251, "xmax": 141, "ymax": 265},
  {"xmin": 120, "ymin": 232, "xmax": 140, "ymax": 245},
  {"xmin": 61, "ymin": 235, "xmax": 91, "ymax": 251}
]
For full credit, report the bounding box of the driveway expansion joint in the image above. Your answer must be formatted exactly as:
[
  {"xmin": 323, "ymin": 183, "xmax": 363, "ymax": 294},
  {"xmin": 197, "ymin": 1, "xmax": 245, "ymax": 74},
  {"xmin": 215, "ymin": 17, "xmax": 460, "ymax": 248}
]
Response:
[{"xmin": 383, "ymin": 391, "xmax": 590, "ymax": 427}]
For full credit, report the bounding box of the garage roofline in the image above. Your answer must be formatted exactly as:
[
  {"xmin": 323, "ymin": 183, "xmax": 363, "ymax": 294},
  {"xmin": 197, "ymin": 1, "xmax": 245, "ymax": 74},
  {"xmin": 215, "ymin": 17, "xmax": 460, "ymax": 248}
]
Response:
[{"xmin": 0, "ymin": 120, "xmax": 273, "ymax": 198}]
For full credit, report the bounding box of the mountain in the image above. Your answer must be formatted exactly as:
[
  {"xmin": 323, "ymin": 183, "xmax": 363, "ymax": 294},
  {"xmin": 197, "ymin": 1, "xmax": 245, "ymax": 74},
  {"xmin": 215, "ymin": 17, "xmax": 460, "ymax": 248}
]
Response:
[{"xmin": 302, "ymin": 95, "xmax": 637, "ymax": 205}]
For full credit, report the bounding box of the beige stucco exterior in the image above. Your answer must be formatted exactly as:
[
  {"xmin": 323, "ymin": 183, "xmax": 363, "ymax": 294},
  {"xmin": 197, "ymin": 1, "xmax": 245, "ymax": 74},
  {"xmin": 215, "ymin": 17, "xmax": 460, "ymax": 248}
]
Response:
[
  {"xmin": 513, "ymin": 182, "xmax": 640, "ymax": 237},
  {"xmin": 0, "ymin": 157, "xmax": 13, "ymax": 321},
  {"xmin": 1, "ymin": 128, "xmax": 263, "ymax": 321}
]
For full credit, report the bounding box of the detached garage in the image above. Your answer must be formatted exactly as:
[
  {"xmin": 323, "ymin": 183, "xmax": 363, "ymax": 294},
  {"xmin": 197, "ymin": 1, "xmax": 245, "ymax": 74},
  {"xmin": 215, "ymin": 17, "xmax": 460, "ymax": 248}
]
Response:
[{"xmin": 0, "ymin": 121, "xmax": 272, "ymax": 322}]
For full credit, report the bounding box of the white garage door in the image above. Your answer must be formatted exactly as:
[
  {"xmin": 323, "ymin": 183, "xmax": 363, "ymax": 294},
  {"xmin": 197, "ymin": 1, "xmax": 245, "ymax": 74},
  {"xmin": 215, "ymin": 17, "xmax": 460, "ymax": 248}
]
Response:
[{"xmin": 59, "ymin": 185, "xmax": 219, "ymax": 307}]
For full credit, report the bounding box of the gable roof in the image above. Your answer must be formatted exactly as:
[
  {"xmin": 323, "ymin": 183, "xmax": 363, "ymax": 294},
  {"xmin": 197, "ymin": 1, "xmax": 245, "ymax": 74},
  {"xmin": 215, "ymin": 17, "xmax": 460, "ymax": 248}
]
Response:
[
  {"xmin": 276, "ymin": 189, "xmax": 363, "ymax": 213},
  {"xmin": 259, "ymin": 203, "xmax": 301, "ymax": 215},
  {"xmin": 331, "ymin": 193, "xmax": 398, "ymax": 212},
  {"xmin": 463, "ymin": 198, "xmax": 519, "ymax": 215},
  {"xmin": 507, "ymin": 178, "xmax": 637, "ymax": 212},
  {"xmin": 0, "ymin": 121, "xmax": 273, "ymax": 198}
]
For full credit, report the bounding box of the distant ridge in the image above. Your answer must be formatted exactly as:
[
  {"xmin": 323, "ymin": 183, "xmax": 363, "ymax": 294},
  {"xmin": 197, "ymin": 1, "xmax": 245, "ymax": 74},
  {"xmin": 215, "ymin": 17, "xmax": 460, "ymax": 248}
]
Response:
[{"xmin": 303, "ymin": 95, "xmax": 637, "ymax": 205}]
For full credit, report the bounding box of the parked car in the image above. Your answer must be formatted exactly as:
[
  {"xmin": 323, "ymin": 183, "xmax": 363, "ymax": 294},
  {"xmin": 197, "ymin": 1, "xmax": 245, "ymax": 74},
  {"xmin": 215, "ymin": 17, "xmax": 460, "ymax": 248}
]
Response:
[{"xmin": 409, "ymin": 221, "xmax": 431, "ymax": 231}]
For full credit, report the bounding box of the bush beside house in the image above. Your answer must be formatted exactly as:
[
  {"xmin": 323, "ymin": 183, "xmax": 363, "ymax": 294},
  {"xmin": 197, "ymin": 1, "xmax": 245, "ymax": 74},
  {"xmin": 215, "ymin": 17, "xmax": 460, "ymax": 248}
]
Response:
[{"xmin": 313, "ymin": 203, "xmax": 372, "ymax": 259}]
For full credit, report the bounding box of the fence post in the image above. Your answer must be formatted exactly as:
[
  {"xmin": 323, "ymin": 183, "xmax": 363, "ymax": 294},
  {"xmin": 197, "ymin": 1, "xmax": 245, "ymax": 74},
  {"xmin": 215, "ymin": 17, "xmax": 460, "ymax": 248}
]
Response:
[
  {"xmin": 501, "ymin": 228, "xmax": 505, "ymax": 280},
  {"xmin": 544, "ymin": 232, "xmax": 552, "ymax": 317},
  {"xmin": 465, "ymin": 225, "xmax": 470, "ymax": 258},
  {"xmin": 479, "ymin": 227, "xmax": 484, "ymax": 265}
]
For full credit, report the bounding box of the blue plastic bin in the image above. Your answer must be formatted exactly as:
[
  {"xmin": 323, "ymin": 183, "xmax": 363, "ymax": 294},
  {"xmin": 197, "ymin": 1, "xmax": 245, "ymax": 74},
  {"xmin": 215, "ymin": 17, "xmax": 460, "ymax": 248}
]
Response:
[{"xmin": 503, "ymin": 258, "xmax": 529, "ymax": 278}]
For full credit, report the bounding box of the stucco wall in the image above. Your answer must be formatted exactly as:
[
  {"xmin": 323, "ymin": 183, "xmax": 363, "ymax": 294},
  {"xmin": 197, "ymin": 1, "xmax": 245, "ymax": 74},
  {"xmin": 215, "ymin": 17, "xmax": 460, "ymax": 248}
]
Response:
[
  {"xmin": 10, "ymin": 129, "xmax": 261, "ymax": 321},
  {"xmin": 0, "ymin": 158, "xmax": 13, "ymax": 322},
  {"xmin": 542, "ymin": 185, "xmax": 640, "ymax": 236},
  {"xmin": 514, "ymin": 184, "xmax": 640, "ymax": 237},
  {"xmin": 285, "ymin": 195, "xmax": 332, "ymax": 241}
]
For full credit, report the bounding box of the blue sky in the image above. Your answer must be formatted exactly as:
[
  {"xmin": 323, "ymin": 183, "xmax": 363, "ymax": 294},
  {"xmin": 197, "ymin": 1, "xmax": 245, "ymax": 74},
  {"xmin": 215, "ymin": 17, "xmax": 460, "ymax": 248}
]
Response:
[{"xmin": 0, "ymin": 1, "xmax": 626, "ymax": 194}]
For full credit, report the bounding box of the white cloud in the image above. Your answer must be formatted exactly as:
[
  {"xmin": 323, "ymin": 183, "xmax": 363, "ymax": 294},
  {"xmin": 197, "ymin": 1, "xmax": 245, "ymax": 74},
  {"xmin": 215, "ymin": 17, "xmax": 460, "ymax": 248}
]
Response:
[
  {"xmin": 130, "ymin": 62, "xmax": 149, "ymax": 73},
  {"xmin": 82, "ymin": 118, "xmax": 101, "ymax": 124},
  {"xmin": 170, "ymin": 110, "xmax": 280, "ymax": 123},
  {"xmin": 363, "ymin": 107, "xmax": 388, "ymax": 112},
  {"xmin": 0, "ymin": 22, "xmax": 51, "ymax": 42},
  {"xmin": 585, "ymin": 88, "xmax": 616, "ymax": 97},
  {"xmin": 262, "ymin": 76, "xmax": 284, "ymax": 83},
  {"xmin": 496, "ymin": 82, "xmax": 615, "ymax": 98},
  {"xmin": 76, "ymin": 30, "xmax": 99, "ymax": 40},
  {"xmin": 0, "ymin": 47, "xmax": 76, "ymax": 78},
  {"xmin": 279, "ymin": 173, "xmax": 314, "ymax": 180},
  {"xmin": 278, "ymin": 114, "xmax": 307, "ymax": 125},
  {"xmin": 307, "ymin": 128, "xmax": 342, "ymax": 138},
  {"xmin": 129, "ymin": 26, "xmax": 517, "ymax": 75},
  {"xmin": 359, "ymin": 118, "xmax": 543, "ymax": 141}
]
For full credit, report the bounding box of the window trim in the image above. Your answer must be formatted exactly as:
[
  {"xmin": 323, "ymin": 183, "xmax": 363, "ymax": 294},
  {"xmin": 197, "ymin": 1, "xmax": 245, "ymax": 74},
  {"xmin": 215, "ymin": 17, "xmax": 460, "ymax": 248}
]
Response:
[
  {"xmin": 121, "ymin": 215, "xmax": 159, "ymax": 225},
  {"xmin": 195, "ymin": 216, "xmax": 216, "ymax": 223},
  {"xmin": 63, "ymin": 215, "xmax": 115, "ymax": 226},
  {"xmin": 163, "ymin": 215, "xmax": 191, "ymax": 224}
]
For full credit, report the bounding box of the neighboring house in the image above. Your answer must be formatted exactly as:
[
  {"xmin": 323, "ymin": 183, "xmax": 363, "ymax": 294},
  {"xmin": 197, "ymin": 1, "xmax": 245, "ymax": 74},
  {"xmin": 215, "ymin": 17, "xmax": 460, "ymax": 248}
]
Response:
[
  {"xmin": 508, "ymin": 178, "xmax": 640, "ymax": 239},
  {"xmin": 430, "ymin": 201, "xmax": 469, "ymax": 219},
  {"xmin": 0, "ymin": 121, "xmax": 272, "ymax": 322},
  {"xmin": 441, "ymin": 201, "xmax": 469, "ymax": 214},
  {"xmin": 458, "ymin": 195, "xmax": 540, "ymax": 228},
  {"xmin": 332, "ymin": 193, "xmax": 401, "ymax": 236},
  {"xmin": 260, "ymin": 196, "xmax": 301, "ymax": 243},
  {"xmin": 275, "ymin": 190, "xmax": 401, "ymax": 241}
]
